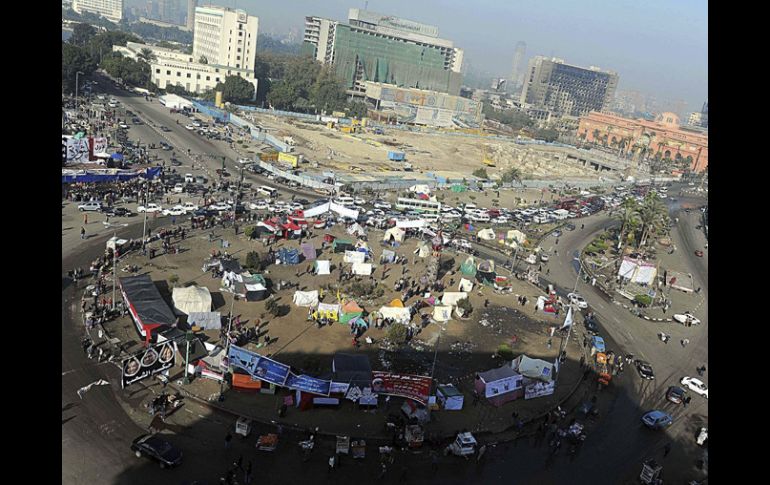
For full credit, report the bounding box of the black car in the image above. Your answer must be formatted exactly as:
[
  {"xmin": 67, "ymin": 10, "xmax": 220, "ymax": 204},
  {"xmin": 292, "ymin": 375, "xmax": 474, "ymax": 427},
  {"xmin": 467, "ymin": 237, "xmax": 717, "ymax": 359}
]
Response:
[
  {"xmin": 666, "ymin": 386, "xmax": 687, "ymax": 404},
  {"xmin": 565, "ymin": 223, "xmax": 576, "ymax": 231},
  {"xmin": 102, "ymin": 206, "xmax": 133, "ymax": 217},
  {"xmin": 160, "ymin": 125, "xmax": 171, "ymax": 132},
  {"xmin": 636, "ymin": 360, "xmax": 655, "ymax": 380},
  {"xmin": 131, "ymin": 434, "xmax": 182, "ymax": 469},
  {"xmin": 170, "ymin": 158, "xmax": 182, "ymax": 166},
  {"xmin": 132, "ymin": 117, "xmax": 143, "ymax": 125},
  {"xmin": 583, "ymin": 314, "xmax": 599, "ymax": 335}
]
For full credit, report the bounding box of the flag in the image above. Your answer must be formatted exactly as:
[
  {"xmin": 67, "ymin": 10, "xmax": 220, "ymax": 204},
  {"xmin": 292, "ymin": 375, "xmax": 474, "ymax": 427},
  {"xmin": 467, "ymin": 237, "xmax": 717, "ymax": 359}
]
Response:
[
  {"xmin": 560, "ymin": 307, "xmax": 574, "ymax": 330},
  {"xmin": 77, "ymin": 379, "xmax": 110, "ymax": 399}
]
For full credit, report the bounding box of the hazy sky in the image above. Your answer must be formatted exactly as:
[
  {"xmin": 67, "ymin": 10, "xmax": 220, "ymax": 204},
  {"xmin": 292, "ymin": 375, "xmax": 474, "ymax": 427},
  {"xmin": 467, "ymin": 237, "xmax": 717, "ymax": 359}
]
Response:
[{"xmin": 141, "ymin": 1, "xmax": 709, "ymax": 111}]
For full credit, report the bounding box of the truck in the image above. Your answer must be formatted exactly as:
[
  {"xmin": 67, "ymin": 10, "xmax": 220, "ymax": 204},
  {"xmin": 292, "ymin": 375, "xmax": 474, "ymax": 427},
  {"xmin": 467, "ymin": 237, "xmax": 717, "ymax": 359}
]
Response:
[
  {"xmin": 594, "ymin": 352, "xmax": 612, "ymax": 388},
  {"xmin": 388, "ymin": 151, "xmax": 406, "ymax": 161},
  {"xmin": 445, "ymin": 432, "xmax": 477, "ymax": 458}
]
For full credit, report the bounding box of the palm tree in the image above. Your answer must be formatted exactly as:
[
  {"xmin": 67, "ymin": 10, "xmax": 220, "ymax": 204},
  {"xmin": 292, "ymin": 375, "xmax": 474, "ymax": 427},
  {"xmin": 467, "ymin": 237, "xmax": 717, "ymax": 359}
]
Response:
[
  {"xmin": 614, "ymin": 198, "xmax": 640, "ymax": 254},
  {"xmin": 137, "ymin": 48, "xmax": 156, "ymax": 65},
  {"xmin": 635, "ymin": 193, "xmax": 668, "ymax": 248}
]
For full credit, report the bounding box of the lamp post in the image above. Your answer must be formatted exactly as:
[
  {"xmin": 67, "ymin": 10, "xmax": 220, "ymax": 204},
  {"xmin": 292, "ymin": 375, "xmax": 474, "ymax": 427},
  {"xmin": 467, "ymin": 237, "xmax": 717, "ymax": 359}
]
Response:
[
  {"xmin": 112, "ymin": 231, "xmax": 117, "ymax": 310},
  {"xmin": 183, "ymin": 330, "xmax": 195, "ymax": 385}
]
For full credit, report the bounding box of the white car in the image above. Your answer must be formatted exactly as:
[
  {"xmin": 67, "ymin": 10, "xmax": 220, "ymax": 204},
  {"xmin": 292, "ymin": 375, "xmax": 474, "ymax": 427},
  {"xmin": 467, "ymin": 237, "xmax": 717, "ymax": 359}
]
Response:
[
  {"xmin": 137, "ymin": 203, "xmax": 163, "ymax": 213},
  {"xmin": 540, "ymin": 253, "xmax": 550, "ymax": 262},
  {"xmin": 78, "ymin": 201, "xmax": 102, "ymax": 212},
  {"xmin": 182, "ymin": 202, "xmax": 199, "ymax": 212},
  {"xmin": 118, "ymin": 122, "xmax": 129, "ymax": 129},
  {"xmin": 290, "ymin": 202, "xmax": 304, "ymax": 211},
  {"xmin": 184, "ymin": 174, "xmax": 194, "ymax": 183},
  {"xmin": 192, "ymin": 121, "xmax": 202, "ymax": 127},
  {"xmin": 567, "ymin": 293, "xmax": 588, "ymax": 309},
  {"xmin": 249, "ymin": 200, "xmax": 270, "ymax": 210},
  {"xmin": 185, "ymin": 124, "xmax": 195, "ymax": 130},
  {"xmin": 680, "ymin": 377, "xmax": 708, "ymax": 399},
  {"xmin": 172, "ymin": 184, "xmax": 185, "ymax": 193},
  {"xmin": 209, "ymin": 202, "xmax": 232, "ymax": 212},
  {"xmin": 162, "ymin": 206, "xmax": 187, "ymax": 216},
  {"xmin": 373, "ymin": 200, "xmax": 391, "ymax": 209},
  {"xmin": 673, "ymin": 312, "xmax": 701, "ymax": 326}
]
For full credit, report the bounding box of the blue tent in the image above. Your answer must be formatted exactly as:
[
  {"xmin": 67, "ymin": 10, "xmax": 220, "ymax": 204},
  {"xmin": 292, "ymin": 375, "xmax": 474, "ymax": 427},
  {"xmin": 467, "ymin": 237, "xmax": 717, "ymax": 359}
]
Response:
[
  {"xmin": 278, "ymin": 248, "xmax": 300, "ymax": 265},
  {"xmin": 111, "ymin": 153, "xmax": 124, "ymax": 160}
]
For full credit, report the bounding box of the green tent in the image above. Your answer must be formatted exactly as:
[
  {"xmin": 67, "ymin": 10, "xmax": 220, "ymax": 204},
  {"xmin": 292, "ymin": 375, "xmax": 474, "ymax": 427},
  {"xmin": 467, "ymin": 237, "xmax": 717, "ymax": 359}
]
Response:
[
  {"xmin": 460, "ymin": 256, "xmax": 477, "ymax": 277},
  {"xmin": 332, "ymin": 239, "xmax": 355, "ymax": 253},
  {"xmin": 339, "ymin": 300, "xmax": 364, "ymax": 324},
  {"xmin": 451, "ymin": 184, "xmax": 467, "ymax": 192}
]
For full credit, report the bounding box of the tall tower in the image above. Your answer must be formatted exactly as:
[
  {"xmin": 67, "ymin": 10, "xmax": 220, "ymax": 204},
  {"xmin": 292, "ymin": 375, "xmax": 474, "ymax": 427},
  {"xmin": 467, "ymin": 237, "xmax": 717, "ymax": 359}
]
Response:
[
  {"xmin": 510, "ymin": 41, "xmax": 526, "ymax": 89},
  {"xmin": 186, "ymin": 0, "xmax": 196, "ymax": 31}
]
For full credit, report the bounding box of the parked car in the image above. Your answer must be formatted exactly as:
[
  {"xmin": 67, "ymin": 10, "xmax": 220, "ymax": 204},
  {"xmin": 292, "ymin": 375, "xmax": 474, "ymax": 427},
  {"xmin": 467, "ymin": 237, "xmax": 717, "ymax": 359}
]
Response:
[
  {"xmin": 636, "ymin": 360, "xmax": 655, "ymax": 380},
  {"xmin": 583, "ymin": 313, "xmax": 599, "ymax": 335},
  {"xmin": 540, "ymin": 253, "xmax": 549, "ymax": 262},
  {"xmin": 552, "ymin": 230, "xmax": 562, "ymax": 237},
  {"xmin": 209, "ymin": 202, "xmax": 232, "ymax": 212},
  {"xmin": 567, "ymin": 292, "xmax": 588, "ymax": 309},
  {"xmin": 182, "ymin": 202, "xmax": 199, "ymax": 212},
  {"xmin": 666, "ymin": 386, "xmax": 687, "ymax": 404},
  {"xmin": 565, "ymin": 223, "xmax": 576, "ymax": 231},
  {"xmin": 680, "ymin": 377, "xmax": 708, "ymax": 399},
  {"xmin": 162, "ymin": 206, "xmax": 187, "ymax": 216},
  {"xmin": 131, "ymin": 434, "xmax": 183, "ymax": 469},
  {"xmin": 137, "ymin": 203, "xmax": 163, "ymax": 213},
  {"xmin": 170, "ymin": 158, "xmax": 182, "ymax": 167},
  {"xmin": 159, "ymin": 125, "xmax": 171, "ymax": 132},
  {"xmin": 118, "ymin": 122, "xmax": 129, "ymax": 129},
  {"xmin": 641, "ymin": 410, "xmax": 673, "ymax": 430},
  {"xmin": 102, "ymin": 207, "xmax": 133, "ymax": 217},
  {"xmin": 673, "ymin": 312, "xmax": 701, "ymax": 326},
  {"xmin": 373, "ymin": 200, "xmax": 391, "ymax": 209},
  {"xmin": 184, "ymin": 174, "xmax": 195, "ymax": 184},
  {"xmin": 78, "ymin": 201, "xmax": 102, "ymax": 212},
  {"xmin": 172, "ymin": 184, "xmax": 185, "ymax": 193},
  {"xmin": 185, "ymin": 124, "xmax": 195, "ymax": 130}
]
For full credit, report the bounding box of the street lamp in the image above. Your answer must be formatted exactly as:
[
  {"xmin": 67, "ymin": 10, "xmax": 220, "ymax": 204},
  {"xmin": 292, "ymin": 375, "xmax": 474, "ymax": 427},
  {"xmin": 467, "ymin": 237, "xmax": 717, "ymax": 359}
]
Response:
[{"xmin": 183, "ymin": 331, "xmax": 195, "ymax": 385}]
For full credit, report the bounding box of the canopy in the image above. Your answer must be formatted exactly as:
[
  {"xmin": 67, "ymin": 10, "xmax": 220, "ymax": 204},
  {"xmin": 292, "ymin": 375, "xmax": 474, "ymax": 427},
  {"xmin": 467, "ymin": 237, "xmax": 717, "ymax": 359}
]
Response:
[
  {"xmin": 352, "ymin": 262, "xmax": 372, "ymax": 275},
  {"xmin": 119, "ymin": 275, "xmax": 177, "ymax": 343},
  {"xmin": 507, "ymin": 229, "xmax": 527, "ymax": 244},
  {"xmin": 316, "ymin": 303, "xmax": 341, "ymax": 320},
  {"xmin": 478, "ymin": 228, "xmax": 496, "ymax": 240},
  {"xmin": 432, "ymin": 305, "xmax": 452, "ymax": 322},
  {"xmin": 300, "ymin": 243, "xmax": 317, "ymax": 261},
  {"xmin": 277, "ymin": 248, "xmax": 300, "ymax": 265},
  {"xmin": 460, "ymin": 256, "xmax": 477, "ymax": 276},
  {"xmin": 415, "ymin": 242, "xmax": 431, "ymax": 258},
  {"xmin": 172, "ymin": 286, "xmax": 212, "ymax": 315},
  {"xmin": 387, "ymin": 299, "xmax": 404, "ymax": 308},
  {"xmin": 458, "ymin": 278, "xmax": 474, "ymax": 292},
  {"xmin": 511, "ymin": 355, "xmax": 554, "ymax": 383},
  {"xmin": 618, "ymin": 257, "xmax": 657, "ymax": 284},
  {"xmin": 333, "ymin": 239, "xmax": 355, "ymax": 252},
  {"xmin": 314, "ymin": 260, "xmax": 331, "ymax": 275},
  {"xmin": 344, "ymin": 250, "xmax": 366, "ymax": 264},
  {"xmin": 342, "ymin": 300, "xmax": 363, "ymax": 314},
  {"xmin": 441, "ymin": 292, "xmax": 468, "ymax": 307},
  {"xmin": 383, "ymin": 227, "xmax": 405, "ymax": 243},
  {"xmin": 347, "ymin": 223, "xmax": 367, "ymax": 236},
  {"xmin": 477, "ymin": 259, "xmax": 495, "ymax": 272},
  {"xmin": 293, "ymin": 290, "xmax": 319, "ymax": 307},
  {"xmin": 396, "ymin": 219, "xmax": 427, "ymax": 229},
  {"xmin": 304, "ymin": 201, "xmax": 359, "ymax": 220},
  {"xmin": 408, "ymin": 184, "xmax": 431, "ymax": 195},
  {"xmin": 188, "ymin": 311, "xmax": 221, "ymax": 330},
  {"xmin": 378, "ymin": 306, "xmax": 411, "ymax": 323}
]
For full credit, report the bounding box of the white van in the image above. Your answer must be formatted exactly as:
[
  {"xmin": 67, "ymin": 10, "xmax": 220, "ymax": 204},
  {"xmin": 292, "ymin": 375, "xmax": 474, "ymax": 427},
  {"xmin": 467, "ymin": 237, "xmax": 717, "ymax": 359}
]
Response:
[
  {"xmin": 257, "ymin": 186, "xmax": 278, "ymax": 197},
  {"xmin": 335, "ymin": 196, "xmax": 355, "ymax": 206},
  {"xmin": 184, "ymin": 173, "xmax": 194, "ymax": 184}
]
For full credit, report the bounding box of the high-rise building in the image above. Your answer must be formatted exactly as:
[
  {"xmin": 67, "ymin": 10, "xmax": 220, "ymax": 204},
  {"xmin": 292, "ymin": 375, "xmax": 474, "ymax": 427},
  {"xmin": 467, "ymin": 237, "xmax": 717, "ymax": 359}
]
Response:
[
  {"xmin": 72, "ymin": 0, "xmax": 124, "ymax": 23},
  {"xmin": 510, "ymin": 41, "xmax": 526, "ymax": 89},
  {"xmin": 700, "ymin": 100, "xmax": 708, "ymax": 129},
  {"xmin": 186, "ymin": 0, "xmax": 196, "ymax": 32},
  {"xmin": 303, "ymin": 8, "xmax": 464, "ymax": 95},
  {"xmin": 520, "ymin": 56, "xmax": 618, "ymax": 117},
  {"xmin": 193, "ymin": 5, "xmax": 258, "ymax": 71}
]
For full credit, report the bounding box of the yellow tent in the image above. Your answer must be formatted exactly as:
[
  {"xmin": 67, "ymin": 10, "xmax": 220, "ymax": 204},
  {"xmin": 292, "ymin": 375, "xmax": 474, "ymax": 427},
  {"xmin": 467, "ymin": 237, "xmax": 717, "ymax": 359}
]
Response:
[{"xmin": 388, "ymin": 299, "xmax": 404, "ymax": 308}]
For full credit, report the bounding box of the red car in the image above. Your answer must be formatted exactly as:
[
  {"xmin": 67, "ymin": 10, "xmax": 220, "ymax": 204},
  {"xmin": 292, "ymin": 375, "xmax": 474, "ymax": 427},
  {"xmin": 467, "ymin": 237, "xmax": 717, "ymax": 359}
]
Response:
[{"xmin": 694, "ymin": 250, "xmax": 704, "ymax": 257}]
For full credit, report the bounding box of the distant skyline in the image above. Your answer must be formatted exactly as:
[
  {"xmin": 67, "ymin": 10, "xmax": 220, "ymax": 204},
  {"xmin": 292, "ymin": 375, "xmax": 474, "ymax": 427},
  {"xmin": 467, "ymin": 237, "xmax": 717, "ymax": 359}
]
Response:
[{"xmin": 124, "ymin": 0, "xmax": 708, "ymax": 113}]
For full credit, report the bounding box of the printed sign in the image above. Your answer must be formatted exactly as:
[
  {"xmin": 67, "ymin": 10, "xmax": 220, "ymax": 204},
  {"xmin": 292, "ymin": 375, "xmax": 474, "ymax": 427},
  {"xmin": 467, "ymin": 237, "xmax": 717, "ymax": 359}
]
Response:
[
  {"xmin": 371, "ymin": 371, "xmax": 432, "ymax": 405},
  {"xmin": 484, "ymin": 374, "xmax": 522, "ymax": 398},
  {"xmin": 286, "ymin": 373, "xmax": 331, "ymax": 396},
  {"xmin": 121, "ymin": 341, "xmax": 176, "ymax": 388},
  {"xmin": 227, "ymin": 345, "xmax": 290, "ymax": 387},
  {"xmin": 524, "ymin": 380, "xmax": 556, "ymax": 400}
]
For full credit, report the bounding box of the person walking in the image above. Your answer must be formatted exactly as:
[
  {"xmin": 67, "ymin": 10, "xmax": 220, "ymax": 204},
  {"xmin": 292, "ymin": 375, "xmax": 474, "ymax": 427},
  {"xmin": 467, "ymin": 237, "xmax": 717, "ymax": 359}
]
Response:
[
  {"xmin": 697, "ymin": 365, "xmax": 706, "ymax": 376},
  {"xmin": 684, "ymin": 396, "xmax": 692, "ymax": 408},
  {"xmin": 80, "ymin": 226, "xmax": 86, "ymax": 240},
  {"xmin": 224, "ymin": 432, "xmax": 232, "ymax": 450}
]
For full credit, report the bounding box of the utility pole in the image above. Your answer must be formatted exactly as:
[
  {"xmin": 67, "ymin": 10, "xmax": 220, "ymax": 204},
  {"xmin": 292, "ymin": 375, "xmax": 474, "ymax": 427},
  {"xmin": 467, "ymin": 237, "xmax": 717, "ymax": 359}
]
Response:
[
  {"xmin": 75, "ymin": 71, "xmax": 84, "ymax": 109},
  {"xmin": 112, "ymin": 231, "xmax": 117, "ymax": 310},
  {"xmin": 183, "ymin": 331, "xmax": 194, "ymax": 385},
  {"xmin": 141, "ymin": 181, "xmax": 149, "ymax": 250}
]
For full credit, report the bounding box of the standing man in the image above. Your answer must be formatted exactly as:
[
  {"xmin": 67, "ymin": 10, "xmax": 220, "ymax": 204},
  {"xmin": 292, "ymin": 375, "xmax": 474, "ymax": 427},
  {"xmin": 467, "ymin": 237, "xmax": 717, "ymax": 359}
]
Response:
[{"xmin": 81, "ymin": 226, "xmax": 86, "ymax": 240}]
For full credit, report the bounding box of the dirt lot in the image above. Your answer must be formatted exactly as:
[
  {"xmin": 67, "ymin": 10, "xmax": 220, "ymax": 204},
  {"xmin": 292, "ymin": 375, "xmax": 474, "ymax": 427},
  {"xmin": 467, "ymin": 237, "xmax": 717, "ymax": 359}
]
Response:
[{"xmin": 238, "ymin": 112, "xmax": 607, "ymax": 181}]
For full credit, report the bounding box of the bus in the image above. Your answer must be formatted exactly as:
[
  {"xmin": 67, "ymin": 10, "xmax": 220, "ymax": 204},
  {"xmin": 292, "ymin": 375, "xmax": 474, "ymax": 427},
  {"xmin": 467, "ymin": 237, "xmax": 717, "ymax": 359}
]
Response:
[
  {"xmin": 257, "ymin": 186, "xmax": 278, "ymax": 197},
  {"xmin": 396, "ymin": 197, "xmax": 442, "ymax": 216},
  {"xmin": 334, "ymin": 196, "xmax": 355, "ymax": 206}
]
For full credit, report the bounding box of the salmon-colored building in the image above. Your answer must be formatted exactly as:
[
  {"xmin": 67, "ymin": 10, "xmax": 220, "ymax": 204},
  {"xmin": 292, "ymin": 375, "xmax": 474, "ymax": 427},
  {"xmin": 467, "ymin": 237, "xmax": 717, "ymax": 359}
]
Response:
[{"xmin": 577, "ymin": 111, "xmax": 708, "ymax": 173}]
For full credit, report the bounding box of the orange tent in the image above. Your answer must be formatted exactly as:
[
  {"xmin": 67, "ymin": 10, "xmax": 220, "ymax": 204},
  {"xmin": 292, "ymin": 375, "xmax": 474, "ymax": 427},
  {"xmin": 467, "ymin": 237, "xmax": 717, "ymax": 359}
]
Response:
[{"xmin": 388, "ymin": 299, "xmax": 404, "ymax": 308}]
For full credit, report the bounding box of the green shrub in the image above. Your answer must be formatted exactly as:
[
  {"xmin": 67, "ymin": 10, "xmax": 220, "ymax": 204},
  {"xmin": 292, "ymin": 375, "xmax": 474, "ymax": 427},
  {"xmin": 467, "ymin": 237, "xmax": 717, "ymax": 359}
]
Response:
[
  {"xmin": 386, "ymin": 323, "xmax": 408, "ymax": 345},
  {"xmin": 634, "ymin": 294, "xmax": 652, "ymax": 307},
  {"xmin": 244, "ymin": 226, "xmax": 257, "ymax": 239},
  {"xmin": 168, "ymin": 274, "xmax": 179, "ymax": 286},
  {"xmin": 456, "ymin": 297, "xmax": 473, "ymax": 316},
  {"xmin": 245, "ymin": 251, "xmax": 261, "ymax": 271},
  {"xmin": 497, "ymin": 344, "xmax": 515, "ymax": 361}
]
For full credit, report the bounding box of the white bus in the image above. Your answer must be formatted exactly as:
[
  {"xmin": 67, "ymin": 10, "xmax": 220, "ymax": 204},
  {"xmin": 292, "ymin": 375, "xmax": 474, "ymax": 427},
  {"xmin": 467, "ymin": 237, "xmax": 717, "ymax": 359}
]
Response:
[
  {"xmin": 257, "ymin": 185, "xmax": 278, "ymax": 197},
  {"xmin": 334, "ymin": 196, "xmax": 355, "ymax": 206},
  {"xmin": 396, "ymin": 197, "xmax": 442, "ymax": 216}
]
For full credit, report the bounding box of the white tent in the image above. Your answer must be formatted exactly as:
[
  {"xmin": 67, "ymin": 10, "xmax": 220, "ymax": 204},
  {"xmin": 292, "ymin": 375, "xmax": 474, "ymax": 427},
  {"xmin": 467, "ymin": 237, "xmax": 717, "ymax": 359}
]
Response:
[
  {"xmin": 511, "ymin": 355, "xmax": 554, "ymax": 383},
  {"xmin": 303, "ymin": 201, "xmax": 359, "ymax": 220},
  {"xmin": 303, "ymin": 202, "xmax": 330, "ymax": 218},
  {"xmin": 378, "ymin": 306, "xmax": 411, "ymax": 323},
  {"xmin": 188, "ymin": 311, "xmax": 221, "ymax": 330},
  {"xmin": 344, "ymin": 250, "xmax": 366, "ymax": 264},
  {"xmin": 293, "ymin": 290, "xmax": 319, "ymax": 307},
  {"xmin": 458, "ymin": 278, "xmax": 474, "ymax": 292},
  {"xmin": 478, "ymin": 228, "xmax": 496, "ymax": 241},
  {"xmin": 408, "ymin": 184, "xmax": 432, "ymax": 195},
  {"xmin": 352, "ymin": 262, "xmax": 373, "ymax": 276},
  {"xmin": 172, "ymin": 286, "xmax": 212, "ymax": 315},
  {"xmin": 507, "ymin": 230, "xmax": 527, "ymax": 243},
  {"xmin": 383, "ymin": 227, "xmax": 405, "ymax": 243},
  {"xmin": 315, "ymin": 260, "xmax": 331, "ymax": 275},
  {"xmin": 618, "ymin": 258, "xmax": 657, "ymax": 284},
  {"xmin": 441, "ymin": 291, "xmax": 469, "ymax": 307},
  {"xmin": 347, "ymin": 223, "xmax": 367, "ymax": 236},
  {"xmin": 396, "ymin": 219, "xmax": 427, "ymax": 229},
  {"xmin": 432, "ymin": 305, "xmax": 452, "ymax": 322},
  {"xmin": 415, "ymin": 242, "xmax": 431, "ymax": 258}
]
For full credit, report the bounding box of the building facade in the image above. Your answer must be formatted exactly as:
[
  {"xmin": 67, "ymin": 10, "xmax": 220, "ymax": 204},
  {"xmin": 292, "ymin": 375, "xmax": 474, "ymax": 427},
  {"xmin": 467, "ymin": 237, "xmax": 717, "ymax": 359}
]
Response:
[
  {"xmin": 303, "ymin": 8, "xmax": 464, "ymax": 96},
  {"xmin": 520, "ymin": 57, "xmax": 618, "ymax": 118},
  {"xmin": 113, "ymin": 5, "xmax": 258, "ymax": 97},
  {"xmin": 577, "ymin": 111, "xmax": 708, "ymax": 173},
  {"xmin": 73, "ymin": 0, "xmax": 124, "ymax": 23},
  {"xmin": 510, "ymin": 41, "xmax": 526, "ymax": 89}
]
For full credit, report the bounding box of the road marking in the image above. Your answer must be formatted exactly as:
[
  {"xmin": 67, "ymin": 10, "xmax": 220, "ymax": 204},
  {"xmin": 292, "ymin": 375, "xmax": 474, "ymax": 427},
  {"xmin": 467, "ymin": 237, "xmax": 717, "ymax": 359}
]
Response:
[{"xmin": 62, "ymin": 369, "xmax": 77, "ymax": 376}]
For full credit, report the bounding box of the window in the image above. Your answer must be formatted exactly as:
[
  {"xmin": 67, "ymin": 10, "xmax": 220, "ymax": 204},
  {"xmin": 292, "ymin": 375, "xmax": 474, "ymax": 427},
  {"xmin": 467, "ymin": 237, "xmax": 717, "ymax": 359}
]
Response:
[
  {"xmin": 166, "ymin": 70, "xmax": 171, "ymax": 75},
  {"xmin": 206, "ymin": 76, "xmax": 210, "ymax": 81},
  {"xmin": 236, "ymin": 64, "xmax": 240, "ymax": 68},
  {"xmin": 237, "ymin": 48, "xmax": 242, "ymax": 53},
  {"xmin": 197, "ymin": 74, "xmax": 201, "ymax": 80},
  {"xmin": 216, "ymin": 77, "xmax": 220, "ymax": 82},
  {"xmin": 237, "ymin": 56, "xmax": 241, "ymax": 60},
  {"xmin": 156, "ymin": 69, "xmax": 160, "ymax": 74},
  {"xmin": 187, "ymin": 73, "xmax": 191, "ymax": 78},
  {"xmin": 239, "ymin": 31, "xmax": 243, "ymax": 37},
  {"xmin": 177, "ymin": 72, "xmax": 181, "ymax": 77}
]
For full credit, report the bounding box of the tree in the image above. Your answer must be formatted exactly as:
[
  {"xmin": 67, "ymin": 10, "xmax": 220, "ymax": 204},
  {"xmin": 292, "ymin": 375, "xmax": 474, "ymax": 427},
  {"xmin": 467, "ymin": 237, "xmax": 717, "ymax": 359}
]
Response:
[
  {"xmin": 70, "ymin": 23, "xmax": 97, "ymax": 47},
  {"xmin": 267, "ymin": 80, "xmax": 298, "ymax": 110},
  {"xmin": 500, "ymin": 167, "xmax": 522, "ymax": 184},
  {"xmin": 386, "ymin": 323, "xmax": 408, "ymax": 345},
  {"xmin": 62, "ymin": 42, "xmax": 97, "ymax": 93},
  {"xmin": 244, "ymin": 251, "xmax": 262, "ymax": 271},
  {"xmin": 614, "ymin": 197, "xmax": 640, "ymax": 255},
  {"xmin": 472, "ymin": 168, "xmax": 489, "ymax": 179},
  {"xmin": 533, "ymin": 128, "xmax": 559, "ymax": 143},
  {"xmin": 214, "ymin": 75, "xmax": 255, "ymax": 104},
  {"xmin": 346, "ymin": 101, "xmax": 369, "ymax": 119},
  {"xmin": 311, "ymin": 67, "xmax": 347, "ymax": 114},
  {"xmin": 199, "ymin": 55, "xmax": 208, "ymax": 64},
  {"xmin": 137, "ymin": 48, "xmax": 157, "ymax": 64},
  {"xmin": 456, "ymin": 297, "xmax": 473, "ymax": 317},
  {"xmin": 635, "ymin": 192, "xmax": 668, "ymax": 248}
]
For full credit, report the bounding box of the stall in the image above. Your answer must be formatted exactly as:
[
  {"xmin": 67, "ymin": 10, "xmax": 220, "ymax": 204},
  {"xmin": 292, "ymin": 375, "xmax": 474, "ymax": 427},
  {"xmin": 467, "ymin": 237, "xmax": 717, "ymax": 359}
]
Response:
[
  {"xmin": 475, "ymin": 366, "xmax": 524, "ymax": 407},
  {"xmin": 118, "ymin": 275, "xmax": 177, "ymax": 344},
  {"xmin": 315, "ymin": 303, "xmax": 341, "ymax": 321},
  {"xmin": 436, "ymin": 384, "xmax": 464, "ymax": 410},
  {"xmin": 351, "ymin": 262, "xmax": 372, "ymax": 276},
  {"xmin": 314, "ymin": 260, "xmax": 331, "ymax": 275},
  {"xmin": 293, "ymin": 290, "xmax": 320, "ymax": 307},
  {"xmin": 333, "ymin": 239, "xmax": 355, "ymax": 253}
]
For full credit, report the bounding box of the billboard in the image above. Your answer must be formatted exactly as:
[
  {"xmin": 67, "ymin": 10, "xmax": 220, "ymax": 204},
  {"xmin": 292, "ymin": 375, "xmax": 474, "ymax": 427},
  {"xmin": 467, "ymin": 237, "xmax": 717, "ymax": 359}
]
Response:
[
  {"xmin": 227, "ymin": 345, "xmax": 290, "ymax": 387},
  {"xmin": 121, "ymin": 340, "xmax": 176, "ymax": 388},
  {"xmin": 63, "ymin": 136, "xmax": 91, "ymax": 165},
  {"xmin": 278, "ymin": 152, "xmax": 298, "ymax": 168},
  {"xmin": 371, "ymin": 371, "xmax": 432, "ymax": 404}
]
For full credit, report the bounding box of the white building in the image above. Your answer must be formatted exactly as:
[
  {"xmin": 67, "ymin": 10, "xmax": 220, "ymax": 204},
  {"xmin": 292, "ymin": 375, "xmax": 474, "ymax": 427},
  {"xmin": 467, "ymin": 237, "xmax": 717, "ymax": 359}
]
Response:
[
  {"xmin": 72, "ymin": 0, "xmax": 123, "ymax": 23},
  {"xmin": 112, "ymin": 6, "xmax": 258, "ymax": 98}
]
